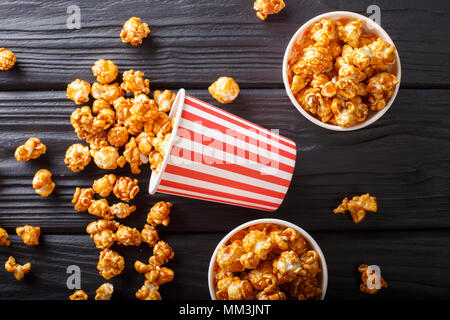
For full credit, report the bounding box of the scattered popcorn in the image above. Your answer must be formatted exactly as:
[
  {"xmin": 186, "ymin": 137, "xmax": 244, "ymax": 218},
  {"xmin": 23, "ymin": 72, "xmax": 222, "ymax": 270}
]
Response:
[
  {"xmin": 149, "ymin": 150, "xmax": 164, "ymax": 172},
  {"xmin": 120, "ymin": 17, "xmax": 151, "ymax": 46},
  {"xmin": 152, "ymin": 112, "xmax": 172, "ymax": 136},
  {"xmin": 121, "ymin": 70, "xmax": 150, "ymax": 96},
  {"xmin": 93, "ymin": 174, "xmax": 117, "ymax": 197},
  {"xmin": 91, "ymin": 82, "xmax": 124, "ymax": 103},
  {"xmin": 92, "ymin": 59, "xmax": 119, "ymax": 84},
  {"xmin": 90, "ymin": 145, "xmax": 120, "ymax": 170},
  {"xmin": 86, "ymin": 219, "xmax": 119, "ymax": 249},
  {"xmin": 0, "ymin": 227, "xmax": 10, "ymax": 246},
  {"xmin": 16, "ymin": 225, "xmax": 40, "ymax": 246},
  {"xmin": 92, "ymin": 99, "xmax": 111, "ymax": 115},
  {"xmin": 115, "ymin": 225, "xmax": 142, "ymax": 246},
  {"xmin": 110, "ymin": 202, "xmax": 136, "ymax": 219},
  {"xmin": 333, "ymin": 193, "xmax": 378, "ymax": 223},
  {"xmin": 136, "ymin": 132, "xmax": 154, "ymax": 156},
  {"xmin": 5, "ymin": 256, "xmax": 31, "ymax": 280},
  {"xmin": 154, "ymin": 90, "xmax": 175, "ymax": 113},
  {"xmin": 253, "ymin": 0, "xmax": 285, "ymax": 21},
  {"xmin": 358, "ymin": 264, "xmax": 388, "ymax": 294},
  {"xmin": 130, "ymin": 93, "xmax": 158, "ymax": 122},
  {"xmin": 95, "ymin": 283, "xmax": 114, "ymax": 300},
  {"xmin": 89, "ymin": 199, "xmax": 114, "ymax": 220},
  {"xmin": 149, "ymin": 241, "xmax": 174, "ymax": 266},
  {"xmin": 15, "ymin": 137, "xmax": 46, "ymax": 162},
  {"xmin": 135, "ymin": 260, "xmax": 174, "ymax": 285},
  {"xmin": 136, "ymin": 280, "xmax": 161, "ymax": 300},
  {"xmin": 141, "ymin": 224, "xmax": 159, "ymax": 247},
  {"xmin": 107, "ymin": 125, "xmax": 129, "ymax": 147},
  {"xmin": 0, "ymin": 48, "xmax": 16, "ymax": 70},
  {"xmin": 67, "ymin": 79, "xmax": 91, "ymax": 105},
  {"xmin": 72, "ymin": 187, "xmax": 94, "ymax": 212},
  {"xmin": 69, "ymin": 290, "xmax": 88, "ymax": 300},
  {"xmin": 65, "ymin": 143, "xmax": 91, "ymax": 172},
  {"xmin": 113, "ymin": 176, "xmax": 139, "ymax": 202},
  {"xmin": 97, "ymin": 248, "xmax": 125, "ymax": 280},
  {"xmin": 93, "ymin": 108, "xmax": 115, "ymax": 131},
  {"xmin": 208, "ymin": 76, "xmax": 240, "ymax": 104},
  {"xmin": 123, "ymin": 137, "xmax": 144, "ymax": 174},
  {"xmin": 147, "ymin": 201, "xmax": 172, "ymax": 227},
  {"xmin": 70, "ymin": 106, "xmax": 95, "ymax": 140},
  {"xmin": 32, "ymin": 169, "xmax": 55, "ymax": 197}
]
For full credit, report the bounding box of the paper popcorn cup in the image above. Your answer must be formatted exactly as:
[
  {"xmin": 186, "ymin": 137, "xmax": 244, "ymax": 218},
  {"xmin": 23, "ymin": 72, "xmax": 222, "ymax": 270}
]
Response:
[{"xmin": 149, "ymin": 89, "xmax": 297, "ymax": 211}]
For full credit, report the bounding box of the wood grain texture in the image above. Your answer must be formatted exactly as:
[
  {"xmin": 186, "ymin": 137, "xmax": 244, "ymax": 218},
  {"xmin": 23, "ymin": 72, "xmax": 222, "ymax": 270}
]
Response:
[{"xmin": 0, "ymin": 0, "xmax": 449, "ymax": 90}]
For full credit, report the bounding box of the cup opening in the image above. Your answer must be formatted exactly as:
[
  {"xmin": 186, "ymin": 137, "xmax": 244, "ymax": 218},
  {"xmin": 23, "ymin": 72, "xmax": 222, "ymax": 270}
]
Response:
[{"xmin": 148, "ymin": 88, "xmax": 186, "ymax": 195}]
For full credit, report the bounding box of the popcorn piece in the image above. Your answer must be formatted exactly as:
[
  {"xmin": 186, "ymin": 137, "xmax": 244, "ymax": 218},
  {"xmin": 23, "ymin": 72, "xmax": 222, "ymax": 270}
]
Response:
[
  {"xmin": 338, "ymin": 20, "xmax": 363, "ymax": 48},
  {"xmin": 95, "ymin": 283, "xmax": 114, "ymax": 300},
  {"xmin": 136, "ymin": 132, "xmax": 154, "ymax": 156},
  {"xmin": 92, "ymin": 99, "xmax": 111, "ymax": 115},
  {"xmin": 149, "ymin": 241, "xmax": 174, "ymax": 266},
  {"xmin": 120, "ymin": 17, "xmax": 151, "ymax": 46},
  {"xmin": 135, "ymin": 260, "xmax": 174, "ymax": 286},
  {"xmin": 217, "ymin": 240, "xmax": 245, "ymax": 273},
  {"xmin": 149, "ymin": 150, "xmax": 164, "ymax": 172},
  {"xmin": 110, "ymin": 202, "xmax": 136, "ymax": 219},
  {"xmin": 146, "ymin": 201, "xmax": 173, "ymax": 227},
  {"xmin": 358, "ymin": 264, "xmax": 388, "ymax": 294},
  {"xmin": 93, "ymin": 174, "xmax": 117, "ymax": 197},
  {"xmin": 333, "ymin": 193, "xmax": 378, "ymax": 223},
  {"xmin": 67, "ymin": 79, "xmax": 91, "ymax": 105},
  {"xmin": 130, "ymin": 93, "xmax": 158, "ymax": 122},
  {"xmin": 0, "ymin": 48, "xmax": 16, "ymax": 70},
  {"xmin": 123, "ymin": 137, "xmax": 144, "ymax": 174},
  {"xmin": 152, "ymin": 112, "xmax": 172, "ymax": 136},
  {"xmin": 107, "ymin": 125, "xmax": 129, "ymax": 148},
  {"xmin": 152, "ymin": 132, "xmax": 172, "ymax": 158},
  {"xmin": 15, "ymin": 137, "xmax": 46, "ymax": 162},
  {"xmin": 72, "ymin": 187, "xmax": 94, "ymax": 212},
  {"xmin": 112, "ymin": 97, "xmax": 132, "ymax": 125},
  {"xmin": 86, "ymin": 219, "xmax": 119, "ymax": 250},
  {"xmin": 331, "ymin": 96, "xmax": 368, "ymax": 128},
  {"xmin": 256, "ymin": 287, "xmax": 288, "ymax": 300},
  {"xmin": 366, "ymin": 72, "xmax": 399, "ymax": 111},
  {"xmin": 121, "ymin": 70, "xmax": 150, "ymax": 96},
  {"xmin": 208, "ymin": 77, "xmax": 240, "ymax": 104},
  {"xmin": 91, "ymin": 82, "xmax": 124, "ymax": 103},
  {"xmin": 5, "ymin": 256, "xmax": 31, "ymax": 280},
  {"xmin": 115, "ymin": 225, "xmax": 142, "ymax": 246},
  {"xmin": 32, "ymin": 169, "xmax": 55, "ymax": 197},
  {"xmin": 89, "ymin": 199, "xmax": 114, "ymax": 220},
  {"xmin": 92, "ymin": 59, "xmax": 118, "ymax": 84},
  {"xmin": 113, "ymin": 176, "xmax": 139, "ymax": 202},
  {"xmin": 136, "ymin": 280, "xmax": 161, "ymax": 300},
  {"xmin": 0, "ymin": 227, "xmax": 10, "ymax": 246},
  {"xmin": 65, "ymin": 143, "xmax": 91, "ymax": 172},
  {"xmin": 97, "ymin": 248, "xmax": 125, "ymax": 280},
  {"xmin": 69, "ymin": 290, "xmax": 88, "ymax": 300},
  {"xmin": 302, "ymin": 45, "xmax": 333, "ymax": 75},
  {"xmin": 247, "ymin": 260, "xmax": 277, "ymax": 291},
  {"xmin": 141, "ymin": 224, "xmax": 159, "ymax": 247},
  {"xmin": 216, "ymin": 276, "xmax": 254, "ymax": 300},
  {"xmin": 93, "ymin": 108, "xmax": 115, "ymax": 131},
  {"xmin": 253, "ymin": 0, "xmax": 285, "ymax": 21},
  {"xmin": 272, "ymin": 251, "xmax": 302, "ymax": 284},
  {"xmin": 70, "ymin": 106, "xmax": 95, "ymax": 140},
  {"xmin": 90, "ymin": 145, "xmax": 120, "ymax": 170},
  {"xmin": 154, "ymin": 90, "xmax": 175, "ymax": 112},
  {"xmin": 16, "ymin": 225, "xmax": 40, "ymax": 246},
  {"xmin": 310, "ymin": 19, "xmax": 338, "ymax": 46},
  {"xmin": 242, "ymin": 230, "xmax": 273, "ymax": 261}
]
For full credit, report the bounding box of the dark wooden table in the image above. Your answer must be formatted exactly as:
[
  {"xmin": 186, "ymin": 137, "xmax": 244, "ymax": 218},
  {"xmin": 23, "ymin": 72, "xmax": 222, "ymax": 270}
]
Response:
[{"xmin": 0, "ymin": 0, "xmax": 449, "ymax": 300}]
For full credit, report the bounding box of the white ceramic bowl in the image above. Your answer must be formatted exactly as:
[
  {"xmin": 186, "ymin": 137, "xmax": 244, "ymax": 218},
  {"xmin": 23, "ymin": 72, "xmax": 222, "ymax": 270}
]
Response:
[
  {"xmin": 282, "ymin": 11, "xmax": 402, "ymax": 131},
  {"xmin": 208, "ymin": 218, "xmax": 328, "ymax": 300}
]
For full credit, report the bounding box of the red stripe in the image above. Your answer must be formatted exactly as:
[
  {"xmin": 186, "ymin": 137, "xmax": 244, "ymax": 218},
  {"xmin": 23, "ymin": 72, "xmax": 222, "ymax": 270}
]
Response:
[
  {"xmin": 186, "ymin": 95, "xmax": 297, "ymax": 150},
  {"xmin": 176, "ymin": 126, "xmax": 294, "ymax": 174},
  {"xmin": 157, "ymin": 187, "xmax": 275, "ymax": 212},
  {"xmin": 164, "ymin": 164, "xmax": 286, "ymax": 199},
  {"xmin": 158, "ymin": 179, "xmax": 281, "ymax": 208},
  {"xmin": 181, "ymin": 109, "xmax": 296, "ymax": 161},
  {"xmin": 170, "ymin": 146, "xmax": 292, "ymax": 187}
]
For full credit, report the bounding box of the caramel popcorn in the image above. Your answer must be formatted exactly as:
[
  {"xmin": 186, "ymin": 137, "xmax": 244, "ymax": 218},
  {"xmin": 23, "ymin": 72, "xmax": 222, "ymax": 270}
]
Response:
[
  {"xmin": 91, "ymin": 82, "xmax": 124, "ymax": 103},
  {"xmin": 113, "ymin": 176, "xmax": 139, "ymax": 202},
  {"xmin": 0, "ymin": 48, "xmax": 16, "ymax": 70},
  {"xmin": 115, "ymin": 225, "xmax": 142, "ymax": 246},
  {"xmin": 135, "ymin": 260, "xmax": 174, "ymax": 285},
  {"xmin": 16, "ymin": 225, "xmax": 40, "ymax": 246},
  {"xmin": 358, "ymin": 264, "xmax": 388, "ymax": 294},
  {"xmin": 131, "ymin": 93, "xmax": 158, "ymax": 122},
  {"xmin": 141, "ymin": 224, "xmax": 159, "ymax": 247},
  {"xmin": 70, "ymin": 106, "xmax": 95, "ymax": 140},
  {"xmin": 92, "ymin": 99, "xmax": 111, "ymax": 115},
  {"xmin": 146, "ymin": 201, "xmax": 173, "ymax": 227},
  {"xmin": 152, "ymin": 112, "xmax": 172, "ymax": 136},
  {"xmin": 97, "ymin": 248, "xmax": 125, "ymax": 280},
  {"xmin": 65, "ymin": 143, "xmax": 91, "ymax": 172},
  {"xmin": 90, "ymin": 145, "xmax": 120, "ymax": 170},
  {"xmin": 93, "ymin": 108, "xmax": 115, "ymax": 131},
  {"xmin": 92, "ymin": 59, "xmax": 118, "ymax": 84},
  {"xmin": 32, "ymin": 169, "xmax": 55, "ymax": 197},
  {"xmin": 5, "ymin": 256, "xmax": 31, "ymax": 280},
  {"xmin": 214, "ymin": 223, "xmax": 322, "ymax": 300},
  {"xmin": 136, "ymin": 280, "xmax": 161, "ymax": 300},
  {"xmin": 149, "ymin": 241, "xmax": 174, "ymax": 266},
  {"xmin": 86, "ymin": 219, "xmax": 119, "ymax": 249},
  {"xmin": 333, "ymin": 193, "xmax": 378, "ymax": 223},
  {"xmin": 136, "ymin": 132, "xmax": 154, "ymax": 156},
  {"xmin": 72, "ymin": 187, "xmax": 94, "ymax": 212},
  {"xmin": 0, "ymin": 227, "xmax": 10, "ymax": 246},
  {"xmin": 95, "ymin": 283, "xmax": 114, "ymax": 300},
  {"xmin": 112, "ymin": 97, "xmax": 132, "ymax": 125},
  {"xmin": 107, "ymin": 125, "xmax": 129, "ymax": 147},
  {"xmin": 152, "ymin": 132, "xmax": 171, "ymax": 158},
  {"xmin": 253, "ymin": 0, "xmax": 285, "ymax": 21},
  {"xmin": 121, "ymin": 70, "xmax": 150, "ymax": 96},
  {"xmin": 149, "ymin": 150, "xmax": 164, "ymax": 172},
  {"xmin": 93, "ymin": 174, "xmax": 116, "ymax": 197},
  {"xmin": 15, "ymin": 137, "xmax": 46, "ymax": 162},
  {"xmin": 89, "ymin": 199, "xmax": 114, "ymax": 220},
  {"xmin": 208, "ymin": 77, "xmax": 240, "ymax": 104},
  {"xmin": 288, "ymin": 18, "xmax": 398, "ymax": 128},
  {"xmin": 67, "ymin": 79, "xmax": 91, "ymax": 105},
  {"xmin": 110, "ymin": 202, "xmax": 136, "ymax": 219},
  {"xmin": 120, "ymin": 17, "xmax": 151, "ymax": 46},
  {"xmin": 154, "ymin": 90, "xmax": 175, "ymax": 113},
  {"xmin": 69, "ymin": 290, "xmax": 88, "ymax": 300},
  {"xmin": 123, "ymin": 137, "xmax": 144, "ymax": 174}
]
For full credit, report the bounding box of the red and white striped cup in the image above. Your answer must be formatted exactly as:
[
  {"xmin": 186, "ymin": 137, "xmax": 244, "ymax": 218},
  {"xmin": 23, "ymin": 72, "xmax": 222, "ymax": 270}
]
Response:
[{"xmin": 148, "ymin": 89, "xmax": 297, "ymax": 211}]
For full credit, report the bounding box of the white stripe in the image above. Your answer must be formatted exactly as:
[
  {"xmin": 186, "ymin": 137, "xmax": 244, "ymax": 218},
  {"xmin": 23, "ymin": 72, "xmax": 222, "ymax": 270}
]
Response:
[
  {"xmin": 160, "ymin": 172, "xmax": 283, "ymax": 205},
  {"xmin": 186, "ymin": 96, "xmax": 296, "ymax": 148},
  {"xmin": 157, "ymin": 184, "xmax": 277, "ymax": 211}
]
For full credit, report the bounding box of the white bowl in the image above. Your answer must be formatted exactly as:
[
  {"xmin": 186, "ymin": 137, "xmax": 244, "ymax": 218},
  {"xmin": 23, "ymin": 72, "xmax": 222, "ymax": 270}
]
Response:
[
  {"xmin": 282, "ymin": 11, "xmax": 402, "ymax": 131},
  {"xmin": 208, "ymin": 218, "xmax": 328, "ymax": 300}
]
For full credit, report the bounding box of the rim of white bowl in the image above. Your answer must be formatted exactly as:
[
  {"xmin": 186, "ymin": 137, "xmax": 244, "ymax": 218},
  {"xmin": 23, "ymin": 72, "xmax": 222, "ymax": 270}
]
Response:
[
  {"xmin": 282, "ymin": 11, "xmax": 402, "ymax": 131},
  {"xmin": 208, "ymin": 218, "xmax": 328, "ymax": 300}
]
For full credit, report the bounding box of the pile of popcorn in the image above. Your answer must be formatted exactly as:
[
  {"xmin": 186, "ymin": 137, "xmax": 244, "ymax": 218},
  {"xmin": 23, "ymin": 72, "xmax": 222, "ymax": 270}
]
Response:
[
  {"xmin": 213, "ymin": 223, "xmax": 322, "ymax": 300},
  {"xmin": 288, "ymin": 18, "xmax": 399, "ymax": 128}
]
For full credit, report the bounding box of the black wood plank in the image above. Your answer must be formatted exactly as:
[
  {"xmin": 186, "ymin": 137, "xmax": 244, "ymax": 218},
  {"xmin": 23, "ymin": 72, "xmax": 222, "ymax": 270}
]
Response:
[
  {"xmin": 0, "ymin": 0, "xmax": 449, "ymax": 90},
  {"xmin": 0, "ymin": 89, "xmax": 449, "ymax": 233},
  {"xmin": 0, "ymin": 229, "xmax": 449, "ymax": 300}
]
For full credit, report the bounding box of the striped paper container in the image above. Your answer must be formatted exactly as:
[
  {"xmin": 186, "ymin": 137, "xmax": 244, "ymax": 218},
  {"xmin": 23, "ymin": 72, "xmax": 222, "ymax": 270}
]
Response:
[{"xmin": 149, "ymin": 89, "xmax": 297, "ymax": 212}]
